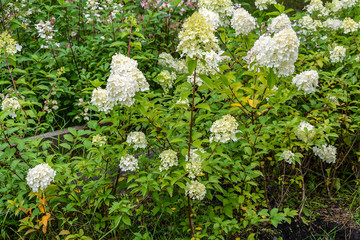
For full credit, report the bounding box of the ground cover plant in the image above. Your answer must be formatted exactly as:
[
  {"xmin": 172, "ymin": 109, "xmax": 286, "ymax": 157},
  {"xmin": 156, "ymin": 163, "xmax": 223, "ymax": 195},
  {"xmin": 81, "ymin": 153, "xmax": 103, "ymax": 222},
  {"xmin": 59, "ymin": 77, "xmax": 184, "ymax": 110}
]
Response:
[{"xmin": 0, "ymin": 0, "xmax": 359, "ymax": 239}]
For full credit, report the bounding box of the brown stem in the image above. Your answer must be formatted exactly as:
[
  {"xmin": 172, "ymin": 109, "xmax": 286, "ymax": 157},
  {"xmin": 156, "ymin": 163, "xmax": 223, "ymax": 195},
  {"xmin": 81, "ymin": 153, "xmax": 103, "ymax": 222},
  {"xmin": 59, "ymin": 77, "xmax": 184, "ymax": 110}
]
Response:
[
  {"xmin": 0, "ymin": 161, "xmax": 24, "ymax": 181},
  {"xmin": 127, "ymin": 24, "xmax": 133, "ymax": 57},
  {"xmin": 187, "ymin": 196, "xmax": 195, "ymax": 237}
]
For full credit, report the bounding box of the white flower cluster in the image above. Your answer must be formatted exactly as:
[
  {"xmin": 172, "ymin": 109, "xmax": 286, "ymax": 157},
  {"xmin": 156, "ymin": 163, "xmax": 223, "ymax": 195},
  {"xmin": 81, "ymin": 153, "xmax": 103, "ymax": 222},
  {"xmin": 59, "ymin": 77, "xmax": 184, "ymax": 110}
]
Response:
[
  {"xmin": 0, "ymin": 31, "xmax": 20, "ymax": 56},
  {"xmin": 299, "ymin": 16, "xmax": 316, "ymax": 32},
  {"xmin": 126, "ymin": 131, "xmax": 147, "ymax": 150},
  {"xmin": 255, "ymin": 0, "xmax": 277, "ymax": 10},
  {"xmin": 231, "ymin": 8, "xmax": 257, "ymax": 36},
  {"xmin": 85, "ymin": 0, "xmax": 123, "ymax": 24},
  {"xmin": 1, "ymin": 97, "xmax": 20, "ymax": 118},
  {"xmin": 159, "ymin": 149, "xmax": 178, "ymax": 172},
  {"xmin": 91, "ymin": 53, "xmax": 149, "ymax": 112},
  {"xmin": 313, "ymin": 144, "xmax": 337, "ymax": 164},
  {"xmin": 119, "ymin": 154, "xmax": 139, "ymax": 171},
  {"xmin": 177, "ymin": 12, "xmax": 220, "ymax": 59},
  {"xmin": 281, "ymin": 150, "xmax": 295, "ymax": 164},
  {"xmin": 157, "ymin": 70, "xmax": 177, "ymax": 90},
  {"xmin": 210, "ymin": 114, "xmax": 239, "ymax": 143},
  {"xmin": 185, "ymin": 180, "xmax": 206, "ymax": 200},
  {"xmin": 291, "ymin": 70, "xmax": 319, "ymax": 94},
  {"xmin": 185, "ymin": 149, "xmax": 205, "ymax": 179},
  {"xmin": 342, "ymin": 18, "xmax": 358, "ymax": 34},
  {"xmin": 269, "ymin": 14, "xmax": 291, "ymax": 33},
  {"xmin": 199, "ymin": 8, "xmax": 221, "ymax": 29},
  {"xmin": 306, "ymin": 0, "xmax": 325, "ymax": 13},
  {"xmin": 323, "ymin": 18, "xmax": 342, "ymax": 30},
  {"xmin": 198, "ymin": 0, "xmax": 233, "ymax": 26},
  {"xmin": 158, "ymin": 53, "xmax": 188, "ymax": 74},
  {"xmin": 90, "ymin": 88, "xmax": 114, "ymax": 114},
  {"xmin": 176, "ymin": 98, "xmax": 190, "ymax": 107},
  {"xmin": 92, "ymin": 134, "xmax": 107, "ymax": 146},
  {"xmin": 247, "ymin": 28, "xmax": 300, "ymax": 77},
  {"xmin": 26, "ymin": 163, "xmax": 56, "ymax": 193},
  {"xmin": 35, "ymin": 20, "xmax": 57, "ymax": 41},
  {"xmin": 330, "ymin": 46, "xmax": 346, "ymax": 63},
  {"xmin": 295, "ymin": 121, "xmax": 315, "ymax": 143}
]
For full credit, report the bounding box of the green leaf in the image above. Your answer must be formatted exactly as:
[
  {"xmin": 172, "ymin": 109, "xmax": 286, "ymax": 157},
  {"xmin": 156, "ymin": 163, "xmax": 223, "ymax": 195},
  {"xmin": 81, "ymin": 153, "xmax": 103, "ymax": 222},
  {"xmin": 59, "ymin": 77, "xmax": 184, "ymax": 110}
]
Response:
[
  {"xmin": 195, "ymin": 103, "xmax": 211, "ymax": 112},
  {"xmin": 187, "ymin": 59, "xmax": 197, "ymax": 75},
  {"xmin": 122, "ymin": 215, "xmax": 131, "ymax": 226},
  {"xmin": 267, "ymin": 68, "xmax": 277, "ymax": 89},
  {"xmin": 224, "ymin": 205, "xmax": 233, "ymax": 218}
]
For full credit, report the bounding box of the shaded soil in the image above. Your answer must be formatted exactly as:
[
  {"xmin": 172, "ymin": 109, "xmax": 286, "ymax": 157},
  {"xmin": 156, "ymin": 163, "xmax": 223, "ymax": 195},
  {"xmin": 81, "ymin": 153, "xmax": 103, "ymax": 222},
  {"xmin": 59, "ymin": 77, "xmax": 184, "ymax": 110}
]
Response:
[{"xmin": 260, "ymin": 217, "xmax": 360, "ymax": 240}]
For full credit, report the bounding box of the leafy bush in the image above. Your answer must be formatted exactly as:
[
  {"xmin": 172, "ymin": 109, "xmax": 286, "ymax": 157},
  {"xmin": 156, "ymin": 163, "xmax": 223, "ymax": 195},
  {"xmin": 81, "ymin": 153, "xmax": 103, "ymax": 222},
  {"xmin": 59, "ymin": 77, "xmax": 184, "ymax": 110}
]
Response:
[{"xmin": 1, "ymin": 0, "xmax": 359, "ymax": 239}]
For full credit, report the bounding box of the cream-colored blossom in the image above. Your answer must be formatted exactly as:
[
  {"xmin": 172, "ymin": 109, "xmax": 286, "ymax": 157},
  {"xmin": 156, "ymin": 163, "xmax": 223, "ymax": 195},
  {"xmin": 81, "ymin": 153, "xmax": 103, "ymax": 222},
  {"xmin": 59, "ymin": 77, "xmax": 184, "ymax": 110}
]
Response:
[
  {"xmin": 91, "ymin": 87, "xmax": 114, "ymax": 113},
  {"xmin": 231, "ymin": 8, "xmax": 257, "ymax": 36},
  {"xmin": 92, "ymin": 134, "xmax": 107, "ymax": 146},
  {"xmin": 198, "ymin": 0, "xmax": 233, "ymax": 26},
  {"xmin": 342, "ymin": 17, "xmax": 358, "ymax": 34},
  {"xmin": 159, "ymin": 149, "xmax": 178, "ymax": 171},
  {"xmin": 26, "ymin": 163, "xmax": 56, "ymax": 193},
  {"xmin": 119, "ymin": 154, "xmax": 139, "ymax": 171},
  {"xmin": 210, "ymin": 114, "xmax": 239, "ymax": 143},
  {"xmin": 126, "ymin": 131, "xmax": 147, "ymax": 150},
  {"xmin": 330, "ymin": 46, "xmax": 346, "ymax": 63},
  {"xmin": 185, "ymin": 180, "xmax": 206, "ymax": 200},
  {"xmin": 313, "ymin": 144, "xmax": 337, "ymax": 164},
  {"xmin": 281, "ymin": 150, "xmax": 295, "ymax": 164},
  {"xmin": 269, "ymin": 14, "xmax": 291, "ymax": 33},
  {"xmin": 157, "ymin": 70, "xmax": 176, "ymax": 90},
  {"xmin": 291, "ymin": 70, "xmax": 319, "ymax": 94},
  {"xmin": 0, "ymin": 31, "xmax": 19, "ymax": 55},
  {"xmin": 1, "ymin": 97, "xmax": 20, "ymax": 118},
  {"xmin": 255, "ymin": 0, "xmax": 277, "ymax": 10},
  {"xmin": 295, "ymin": 121, "xmax": 315, "ymax": 143}
]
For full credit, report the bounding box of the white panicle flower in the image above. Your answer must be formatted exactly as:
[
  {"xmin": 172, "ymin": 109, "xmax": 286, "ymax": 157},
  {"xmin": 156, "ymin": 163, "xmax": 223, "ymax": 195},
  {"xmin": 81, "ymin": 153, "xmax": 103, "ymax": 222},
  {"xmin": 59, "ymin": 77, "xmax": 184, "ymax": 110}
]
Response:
[
  {"xmin": 186, "ymin": 149, "xmax": 205, "ymax": 163},
  {"xmin": 199, "ymin": 8, "xmax": 221, "ymax": 29},
  {"xmin": 186, "ymin": 161, "xmax": 203, "ymax": 179},
  {"xmin": 313, "ymin": 144, "xmax": 337, "ymax": 164},
  {"xmin": 323, "ymin": 18, "xmax": 342, "ymax": 30},
  {"xmin": 255, "ymin": 0, "xmax": 277, "ymax": 10},
  {"xmin": 356, "ymin": 54, "xmax": 360, "ymax": 62},
  {"xmin": 330, "ymin": 46, "xmax": 346, "ymax": 63},
  {"xmin": 271, "ymin": 28, "xmax": 300, "ymax": 77},
  {"xmin": 159, "ymin": 52, "xmax": 177, "ymax": 69},
  {"xmin": 327, "ymin": 0, "xmax": 344, "ymax": 12},
  {"xmin": 247, "ymin": 28, "xmax": 299, "ymax": 77},
  {"xmin": 110, "ymin": 52, "xmax": 138, "ymax": 74},
  {"xmin": 342, "ymin": 0, "xmax": 357, "ymax": 9},
  {"xmin": 187, "ymin": 75, "xmax": 204, "ymax": 86},
  {"xmin": 92, "ymin": 134, "xmax": 107, "ymax": 146},
  {"xmin": 210, "ymin": 114, "xmax": 239, "ymax": 143},
  {"xmin": 35, "ymin": 20, "xmax": 57, "ymax": 41},
  {"xmin": 106, "ymin": 74, "xmax": 139, "ymax": 107},
  {"xmin": 119, "ymin": 154, "xmax": 139, "ymax": 171},
  {"xmin": 198, "ymin": 0, "xmax": 233, "ymax": 26},
  {"xmin": 185, "ymin": 180, "xmax": 206, "ymax": 200},
  {"xmin": 306, "ymin": 0, "xmax": 325, "ymax": 13},
  {"xmin": 295, "ymin": 121, "xmax": 315, "ymax": 143},
  {"xmin": 281, "ymin": 150, "xmax": 295, "ymax": 164},
  {"xmin": 231, "ymin": 8, "xmax": 257, "ymax": 36},
  {"xmin": 1, "ymin": 97, "xmax": 20, "ymax": 118},
  {"xmin": 174, "ymin": 59, "xmax": 188, "ymax": 74},
  {"xmin": 91, "ymin": 87, "xmax": 114, "ymax": 113},
  {"xmin": 177, "ymin": 12, "xmax": 220, "ymax": 59},
  {"xmin": 0, "ymin": 31, "xmax": 19, "ymax": 56},
  {"xmin": 247, "ymin": 35, "xmax": 275, "ymax": 69},
  {"xmin": 26, "ymin": 163, "xmax": 56, "ymax": 193},
  {"xmin": 126, "ymin": 131, "xmax": 147, "ymax": 150},
  {"xmin": 291, "ymin": 70, "xmax": 319, "ymax": 94},
  {"xmin": 159, "ymin": 149, "xmax": 178, "ymax": 172},
  {"xmin": 157, "ymin": 70, "xmax": 176, "ymax": 90},
  {"xmin": 129, "ymin": 68, "xmax": 149, "ymax": 92},
  {"xmin": 342, "ymin": 18, "xmax": 358, "ymax": 34},
  {"xmin": 299, "ymin": 15, "xmax": 316, "ymax": 31},
  {"xmin": 269, "ymin": 14, "xmax": 291, "ymax": 33}
]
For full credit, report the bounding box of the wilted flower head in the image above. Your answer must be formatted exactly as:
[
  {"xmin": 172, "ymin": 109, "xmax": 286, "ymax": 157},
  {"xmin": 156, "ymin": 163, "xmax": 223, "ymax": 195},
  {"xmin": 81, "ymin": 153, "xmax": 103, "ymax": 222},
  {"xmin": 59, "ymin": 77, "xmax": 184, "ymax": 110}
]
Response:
[
  {"xmin": 198, "ymin": 0, "xmax": 233, "ymax": 26},
  {"xmin": 269, "ymin": 14, "xmax": 291, "ymax": 33},
  {"xmin": 159, "ymin": 149, "xmax": 178, "ymax": 171},
  {"xmin": 255, "ymin": 0, "xmax": 277, "ymax": 10},
  {"xmin": 92, "ymin": 134, "xmax": 107, "ymax": 146},
  {"xmin": 126, "ymin": 131, "xmax": 147, "ymax": 150},
  {"xmin": 330, "ymin": 46, "xmax": 346, "ymax": 63},
  {"xmin": 210, "ymin": 114, "xmax": 239, "ymax": 143},
  {"xmin": 313, "ymin": 144, "xmax": 337, "ymax": 164},
  {"xmin": 291, "ymin": 70, "xmax": 319, "ymax": 94},
  {"xmin": 185, "ymin": 180, "xmax": 206, "ymax": 200},
  {"xmin": 281, "ymin": 150, "xmax": 295, "ymax": 164},
  {"xmin": 1, "ymin": 97, "xmax": 20, "ymax": 118},
  {"xmin": 91, "ymin": 87, "xmax": 114, "ymax": 113},
  {"xmin": 177, "ymin": 12, "xmax": 220, "ymax": 59},
  {"xmin": 342, "ymin": 17, "xmax": 358, "ymax": 34},
  {"xmin": 26, "ymin": 163, "xmax": 56, "ymax": 193},
  {"xmin": 295, "ymin": 121, "xmax": 315, "ymax": 143},
  {"xmin": 119, "ymin": 154, "xmax": 139, "ymax": 171},
  {"xmin": 231, "ymin": 8, "xmax": 257, "ymax": 36}
]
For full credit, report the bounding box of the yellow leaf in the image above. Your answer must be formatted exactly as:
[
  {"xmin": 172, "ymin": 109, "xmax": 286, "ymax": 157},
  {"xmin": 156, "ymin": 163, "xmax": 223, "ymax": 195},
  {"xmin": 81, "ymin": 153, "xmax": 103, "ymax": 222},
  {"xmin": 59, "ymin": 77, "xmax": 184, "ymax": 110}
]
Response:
[
  {"xmin": 236, "ymin": 238, "xmax": 241, "ymax": 240},
  {"xmin": 198, "ymin": 173, "xmax": 205, "ymax": 176},
  {"xmin": 248, "ymin": 99, "xmax": 260, "ymax": 108},
  {"xmin": 241, "ymin": 207, "xmax": 247, "ymax": 210},
  {"xmin": 261, "ymin": 216, "xmax": 266, "ymax": 219},
  {"xmin": 59, "ymin": 230, "xmax": 70, "ymax": 235},
  {"xmin": 171, "ymin": 208, "xmax": 176, "ymax": 211},
  {"xmin": 118, "ymin": 177, "xmax": 125, "ymax": 182},
  {"xmin": 195, "ymin": 227, "xmax": 202, "ymax": 230},
  {"xmin": 38, "ymin": 204, "xmax": 46, "ymax": 214},
  {"xmin": 230, "ymin": 103, "xmax": 242, "ymax": 107},
  {"xmin": 40, "ymin": 213, "xmax": 51, "ymax": 234}
]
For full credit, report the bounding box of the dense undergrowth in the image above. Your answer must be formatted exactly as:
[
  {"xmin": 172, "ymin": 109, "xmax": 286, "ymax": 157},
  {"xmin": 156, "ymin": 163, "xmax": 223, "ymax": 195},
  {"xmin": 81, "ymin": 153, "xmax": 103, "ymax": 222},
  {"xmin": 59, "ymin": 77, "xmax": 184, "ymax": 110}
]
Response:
[{"xmin": 0, "ymin": 0, "xmax": 359, "ymax": 239}]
